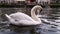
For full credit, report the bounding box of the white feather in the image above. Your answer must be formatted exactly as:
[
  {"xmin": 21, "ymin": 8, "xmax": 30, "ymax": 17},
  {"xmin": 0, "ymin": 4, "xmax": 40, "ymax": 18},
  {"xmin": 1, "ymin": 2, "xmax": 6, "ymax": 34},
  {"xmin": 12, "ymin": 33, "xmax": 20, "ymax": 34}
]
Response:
[{"xmin": 5, "ymin": 5, "xmax": 42, "ymax": 26}]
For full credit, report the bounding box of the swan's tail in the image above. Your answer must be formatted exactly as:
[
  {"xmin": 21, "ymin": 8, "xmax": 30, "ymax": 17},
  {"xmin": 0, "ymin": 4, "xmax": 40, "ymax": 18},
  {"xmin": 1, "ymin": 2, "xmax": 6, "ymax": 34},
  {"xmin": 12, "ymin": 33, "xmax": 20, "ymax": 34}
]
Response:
[
  {"xmin": 5, "ymin": 14, "xmax": 15, "ymax": 24},
  {"xmin": 5, "ymin": 14, "xmax": 13, "ymax": 21},
  {"xmin": 5, "ymin": 14, "xmax": 11, "ymax": 19}
]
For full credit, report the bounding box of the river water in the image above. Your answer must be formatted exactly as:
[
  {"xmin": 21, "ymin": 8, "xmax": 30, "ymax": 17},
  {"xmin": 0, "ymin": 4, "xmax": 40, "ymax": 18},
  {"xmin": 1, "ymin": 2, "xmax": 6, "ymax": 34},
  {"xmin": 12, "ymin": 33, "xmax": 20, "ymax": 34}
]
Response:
[{"xmin": 0, "ymin": 8, "xmax": 60, "ymax": 34}]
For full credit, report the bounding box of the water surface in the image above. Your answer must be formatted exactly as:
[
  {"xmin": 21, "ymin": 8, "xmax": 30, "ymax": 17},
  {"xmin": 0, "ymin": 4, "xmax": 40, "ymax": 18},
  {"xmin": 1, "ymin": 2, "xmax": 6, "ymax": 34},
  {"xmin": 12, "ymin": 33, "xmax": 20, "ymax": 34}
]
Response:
[{"xmin": 0, "ymin": 8, "xmax": 60, "ymax": 34}]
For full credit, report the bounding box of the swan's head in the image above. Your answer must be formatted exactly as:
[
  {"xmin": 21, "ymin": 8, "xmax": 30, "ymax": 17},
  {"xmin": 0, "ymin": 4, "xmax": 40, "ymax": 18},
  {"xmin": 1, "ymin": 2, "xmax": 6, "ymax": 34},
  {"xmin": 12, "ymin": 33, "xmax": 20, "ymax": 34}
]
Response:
[
  {"xmin": 35, "ymin": 5, "xmax": 42, "ymax": 10},
  {"xmin": 31, "ymin": 5, "xmax": 43, "ymax": 13}
]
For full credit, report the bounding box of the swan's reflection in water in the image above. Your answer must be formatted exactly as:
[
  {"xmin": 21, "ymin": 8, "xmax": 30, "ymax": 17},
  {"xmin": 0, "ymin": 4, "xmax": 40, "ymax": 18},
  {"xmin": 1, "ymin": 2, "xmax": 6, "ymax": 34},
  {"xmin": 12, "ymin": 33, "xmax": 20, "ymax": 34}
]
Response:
[
  {"xmin": 0, "ymin": 23, "xmax": 41, "ymax": 34},
  {"xmin": 9, "ymin": 24, "xmax": 36, "ymax": 34}
]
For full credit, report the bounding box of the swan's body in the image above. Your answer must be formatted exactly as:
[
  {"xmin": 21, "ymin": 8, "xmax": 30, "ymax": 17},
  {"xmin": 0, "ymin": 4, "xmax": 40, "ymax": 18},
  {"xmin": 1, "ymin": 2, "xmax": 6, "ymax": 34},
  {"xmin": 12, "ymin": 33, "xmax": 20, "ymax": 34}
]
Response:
[{"xmin": 5, "ymin": 5, "xmax": 42, "ymax": 26}]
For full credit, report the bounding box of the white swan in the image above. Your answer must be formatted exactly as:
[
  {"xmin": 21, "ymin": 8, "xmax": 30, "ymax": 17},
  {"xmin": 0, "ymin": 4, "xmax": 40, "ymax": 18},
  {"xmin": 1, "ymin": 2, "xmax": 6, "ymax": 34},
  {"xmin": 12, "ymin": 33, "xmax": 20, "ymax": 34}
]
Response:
[{"xmin": 5, "ymin": 5, "xmax": 43, "ymax": 26}]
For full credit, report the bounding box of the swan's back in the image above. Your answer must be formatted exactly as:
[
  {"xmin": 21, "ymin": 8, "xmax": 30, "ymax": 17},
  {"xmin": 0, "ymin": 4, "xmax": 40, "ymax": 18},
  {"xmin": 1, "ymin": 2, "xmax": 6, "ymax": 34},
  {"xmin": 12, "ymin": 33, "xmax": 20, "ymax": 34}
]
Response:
[{"xmin": 9, "ymin": 12, "xmax": 34, "ymax": 21}]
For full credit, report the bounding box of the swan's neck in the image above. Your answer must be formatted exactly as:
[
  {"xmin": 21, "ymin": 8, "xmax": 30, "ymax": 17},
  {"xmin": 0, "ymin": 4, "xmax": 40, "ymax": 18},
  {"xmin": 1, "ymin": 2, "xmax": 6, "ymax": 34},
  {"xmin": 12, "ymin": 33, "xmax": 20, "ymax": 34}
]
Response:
[
  {"xmin": 31, "ymin": 5, "xmax": 42, "ymax": 22},
  {"xmin": 31, "ymin": 7, "xmax": 39, "ymax": 21}
]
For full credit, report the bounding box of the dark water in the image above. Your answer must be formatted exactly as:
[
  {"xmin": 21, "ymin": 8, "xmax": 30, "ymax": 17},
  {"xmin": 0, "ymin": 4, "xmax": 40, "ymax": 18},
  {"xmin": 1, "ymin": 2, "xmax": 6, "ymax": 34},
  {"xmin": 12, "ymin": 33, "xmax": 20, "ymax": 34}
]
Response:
[{"xmin": 0, "ymin": 8, "xmax": 60, "ymax": 34}]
